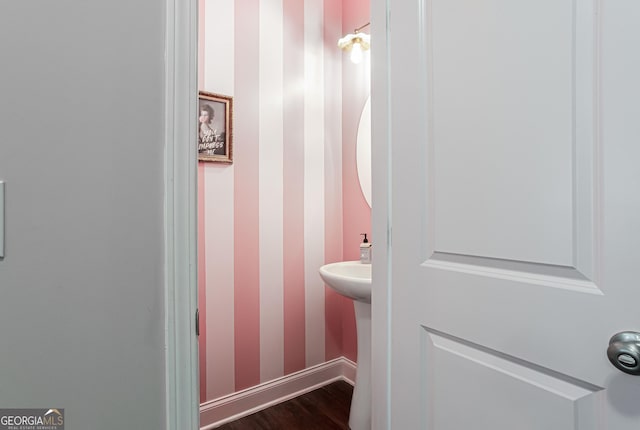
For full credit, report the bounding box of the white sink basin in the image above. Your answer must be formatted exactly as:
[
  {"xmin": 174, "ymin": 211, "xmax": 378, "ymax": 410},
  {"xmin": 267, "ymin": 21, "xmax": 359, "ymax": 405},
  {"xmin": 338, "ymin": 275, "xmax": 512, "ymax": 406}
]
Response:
[{"xmin": 319, "ymin": 261, "xmax": 371, "ymax": 303}]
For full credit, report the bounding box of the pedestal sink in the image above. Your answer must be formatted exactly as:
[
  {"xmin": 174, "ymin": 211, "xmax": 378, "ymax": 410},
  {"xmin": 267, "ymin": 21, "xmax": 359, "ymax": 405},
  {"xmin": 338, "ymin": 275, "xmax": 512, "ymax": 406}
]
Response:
[{"xmin": 319, "ymin": 261, "xmax": 371, "ymax": 430}]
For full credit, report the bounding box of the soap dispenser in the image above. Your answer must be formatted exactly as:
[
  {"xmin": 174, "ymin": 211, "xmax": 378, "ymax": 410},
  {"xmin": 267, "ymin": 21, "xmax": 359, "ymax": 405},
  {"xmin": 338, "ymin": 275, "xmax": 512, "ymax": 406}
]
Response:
[{"xmin": 360, "ymin": 233, "xmax": 372, "ymax": 264}]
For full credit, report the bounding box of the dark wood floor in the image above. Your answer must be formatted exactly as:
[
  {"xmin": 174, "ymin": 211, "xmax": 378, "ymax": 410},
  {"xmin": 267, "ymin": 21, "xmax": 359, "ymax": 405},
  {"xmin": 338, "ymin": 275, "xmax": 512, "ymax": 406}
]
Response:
[{"xmin": 215, "ymin": 380, "xmax": 353, "ymax": 430}]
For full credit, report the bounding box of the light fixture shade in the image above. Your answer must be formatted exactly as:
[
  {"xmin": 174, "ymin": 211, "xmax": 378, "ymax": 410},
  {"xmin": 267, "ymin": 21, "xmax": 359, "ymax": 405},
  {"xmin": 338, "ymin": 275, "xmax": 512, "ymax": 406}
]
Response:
[{"xmin": 337, "ymin": 32, "xmax": 371, "ymax": 52}]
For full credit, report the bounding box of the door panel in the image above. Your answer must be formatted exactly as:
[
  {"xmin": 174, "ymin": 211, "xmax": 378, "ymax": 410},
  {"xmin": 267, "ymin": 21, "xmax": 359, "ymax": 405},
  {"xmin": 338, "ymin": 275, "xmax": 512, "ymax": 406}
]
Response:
[
  {"xmin": 431, "ymin": 0, "xmax": 573, "ymax": 266},
  {"xmin": 422, "ymin": 329, "xmax": 603, "ymax": 430},
  {"xmin": 428, "ymin": 0, "xmax": 598, "ymax": 269},
  {"xmin": 377, "ymin": 0, "xmax": 640, "ymax": 428}
]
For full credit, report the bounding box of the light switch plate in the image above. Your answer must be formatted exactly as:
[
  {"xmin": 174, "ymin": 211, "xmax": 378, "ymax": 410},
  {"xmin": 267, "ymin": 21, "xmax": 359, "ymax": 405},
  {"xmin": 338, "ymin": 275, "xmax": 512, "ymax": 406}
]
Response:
[{"xmin": 0, "ymin": 181, "xmax": 4, "ymax": 258}]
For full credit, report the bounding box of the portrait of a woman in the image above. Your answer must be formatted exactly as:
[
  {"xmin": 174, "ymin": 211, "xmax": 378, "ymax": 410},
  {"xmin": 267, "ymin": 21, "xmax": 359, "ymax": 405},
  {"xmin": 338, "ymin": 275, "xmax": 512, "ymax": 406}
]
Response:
[{"xmin": 197, "ymin": 91, "xmax": 233, "ymax": 163}]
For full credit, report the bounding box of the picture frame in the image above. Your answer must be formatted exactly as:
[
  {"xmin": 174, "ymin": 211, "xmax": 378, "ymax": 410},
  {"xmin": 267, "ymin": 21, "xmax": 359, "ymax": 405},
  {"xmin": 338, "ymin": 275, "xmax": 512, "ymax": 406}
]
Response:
[{"xmin": 198, "ymin": 91, "xmax": 233, "ymax": 163}]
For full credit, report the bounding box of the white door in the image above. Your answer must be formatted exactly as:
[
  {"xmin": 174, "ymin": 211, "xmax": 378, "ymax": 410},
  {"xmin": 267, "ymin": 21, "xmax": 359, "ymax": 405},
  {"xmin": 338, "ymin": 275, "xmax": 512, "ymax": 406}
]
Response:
[{"xmin": 372, "ymin": 0, "xmax": 640, "ymax": 428}]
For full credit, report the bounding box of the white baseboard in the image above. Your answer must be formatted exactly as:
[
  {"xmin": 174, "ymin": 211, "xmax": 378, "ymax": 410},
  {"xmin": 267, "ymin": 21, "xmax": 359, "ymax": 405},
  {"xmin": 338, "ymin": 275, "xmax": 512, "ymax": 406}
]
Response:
[{"xmin": 200, "ymin": 357, "xmax": 356, "ymax": 429}]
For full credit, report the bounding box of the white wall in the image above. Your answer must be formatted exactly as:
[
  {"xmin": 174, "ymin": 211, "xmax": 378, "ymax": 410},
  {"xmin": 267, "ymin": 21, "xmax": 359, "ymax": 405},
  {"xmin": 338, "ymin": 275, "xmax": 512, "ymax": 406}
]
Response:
[{"xmin": 0, "ymin": 2, "xmax": 166, "ymax": 429}]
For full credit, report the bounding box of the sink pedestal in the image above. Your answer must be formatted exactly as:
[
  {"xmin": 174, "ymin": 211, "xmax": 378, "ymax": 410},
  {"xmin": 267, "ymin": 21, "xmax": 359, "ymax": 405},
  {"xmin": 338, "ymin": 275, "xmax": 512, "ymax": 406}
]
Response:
[
  {"xmin": 350, "ymin": 300, "xmax": 371, "ymax": 430},
  {"xmin": 317, "ymin": 261, "xmax": 372, "ymax": 429}
]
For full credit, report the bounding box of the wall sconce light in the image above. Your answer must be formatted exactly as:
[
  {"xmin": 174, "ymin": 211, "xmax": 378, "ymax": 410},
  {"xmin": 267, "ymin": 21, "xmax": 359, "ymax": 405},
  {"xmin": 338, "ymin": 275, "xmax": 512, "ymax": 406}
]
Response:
[{"xmin": 338, "ymin": 22, "xmax": 370, "ymax": 64}]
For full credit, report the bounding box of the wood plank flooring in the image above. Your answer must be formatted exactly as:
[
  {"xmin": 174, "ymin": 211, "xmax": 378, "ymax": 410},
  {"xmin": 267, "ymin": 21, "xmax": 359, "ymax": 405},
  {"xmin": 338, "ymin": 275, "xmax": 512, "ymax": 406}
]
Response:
[{"xmin": 215, "ymin": 380, "xmax": 353, "ymax": 430}]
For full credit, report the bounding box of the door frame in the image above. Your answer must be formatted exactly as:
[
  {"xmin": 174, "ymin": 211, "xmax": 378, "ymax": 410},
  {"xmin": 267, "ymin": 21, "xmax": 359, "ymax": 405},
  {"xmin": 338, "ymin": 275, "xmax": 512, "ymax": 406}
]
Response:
[
  {"xmin": 163, "ymin": 0, "xmax": 396, "ymax": 428},
  {"xmin": 370, "ymin": 0, "xmax": 392, "ymax": 429},
  {"xmin": 164, "ymin": 0, "xmax": 200, "ymax": 428}
]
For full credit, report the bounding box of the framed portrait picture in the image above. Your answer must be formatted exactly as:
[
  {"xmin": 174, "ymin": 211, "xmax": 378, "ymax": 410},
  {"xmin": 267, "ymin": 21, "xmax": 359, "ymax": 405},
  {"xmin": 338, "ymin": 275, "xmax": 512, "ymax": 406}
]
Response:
[{"xmin": 198, "ymin": 91, "xmax": 233, "ymax": 163}]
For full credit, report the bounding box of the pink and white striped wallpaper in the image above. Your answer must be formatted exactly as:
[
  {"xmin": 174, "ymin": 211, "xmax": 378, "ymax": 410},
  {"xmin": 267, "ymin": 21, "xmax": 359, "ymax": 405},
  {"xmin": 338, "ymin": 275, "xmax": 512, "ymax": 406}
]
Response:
[{"xmin": 198, "ymin": 0, "xmax": 371, "ymax": 403}]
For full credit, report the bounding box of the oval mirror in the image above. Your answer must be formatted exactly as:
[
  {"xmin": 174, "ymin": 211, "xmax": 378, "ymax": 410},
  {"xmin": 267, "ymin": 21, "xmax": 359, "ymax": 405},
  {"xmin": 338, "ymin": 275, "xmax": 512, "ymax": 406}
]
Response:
[{"xmin": 356, "ymin": 96, "xmax": 372, "ymax": 207}]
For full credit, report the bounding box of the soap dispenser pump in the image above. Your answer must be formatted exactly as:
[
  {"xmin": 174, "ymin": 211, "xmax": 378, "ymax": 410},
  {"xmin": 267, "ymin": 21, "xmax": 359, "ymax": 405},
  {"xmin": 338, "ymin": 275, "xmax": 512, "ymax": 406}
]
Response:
[{"xmin": 360, "ymin": 233, "xmax": 372, "ymax": 264}]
